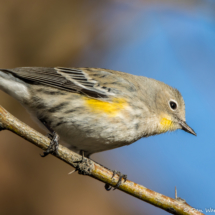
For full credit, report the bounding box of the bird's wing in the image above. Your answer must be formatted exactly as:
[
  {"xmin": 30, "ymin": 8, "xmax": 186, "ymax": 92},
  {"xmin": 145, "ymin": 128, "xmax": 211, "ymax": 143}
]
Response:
[{"xmin": 2, "ymin": 67, "xmax": 136, "ymax": 99}]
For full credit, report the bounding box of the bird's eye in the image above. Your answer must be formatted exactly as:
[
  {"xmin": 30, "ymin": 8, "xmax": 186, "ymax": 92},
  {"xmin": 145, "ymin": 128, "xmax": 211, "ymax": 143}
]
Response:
[{"xmin": 169, "ymin": 100, "xmax": 177, "ymax": 110}]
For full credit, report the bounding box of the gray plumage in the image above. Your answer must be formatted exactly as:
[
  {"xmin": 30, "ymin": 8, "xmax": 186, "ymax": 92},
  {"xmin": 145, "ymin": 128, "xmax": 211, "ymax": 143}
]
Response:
[{"xmin": 0, "ymin": 67, "xmax": 196, "ymax": 157}]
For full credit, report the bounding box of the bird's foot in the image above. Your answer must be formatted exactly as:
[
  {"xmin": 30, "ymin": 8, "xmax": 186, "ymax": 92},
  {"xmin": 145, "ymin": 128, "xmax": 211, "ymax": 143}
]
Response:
[
  {"xmin": 105, "ymin": 170, "xmax": 127, "ymax": 191},
  {"xmin": 73, "ymin": 151, "xmax": 92, "ymax": 175},
  {"xmin": 41, "ymin": 131, "xmax": 59, "ymax": 157}
]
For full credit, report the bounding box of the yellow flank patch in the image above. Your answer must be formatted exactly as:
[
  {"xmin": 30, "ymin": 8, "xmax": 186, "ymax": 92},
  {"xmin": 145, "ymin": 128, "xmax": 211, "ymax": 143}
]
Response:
[
  {"xmin": 160, "ymin": 117, "xmax": 172, "ymax": 131},
  {"xmin": 84, "ymin": 97, "xmax": 127, "ymax": 117}
]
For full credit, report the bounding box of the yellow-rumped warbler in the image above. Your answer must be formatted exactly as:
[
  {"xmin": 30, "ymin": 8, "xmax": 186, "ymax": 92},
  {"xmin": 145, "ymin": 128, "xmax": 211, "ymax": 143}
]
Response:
[{"xmin": 0, "ymin": 67, "xmax": 196, "ymax": 188}]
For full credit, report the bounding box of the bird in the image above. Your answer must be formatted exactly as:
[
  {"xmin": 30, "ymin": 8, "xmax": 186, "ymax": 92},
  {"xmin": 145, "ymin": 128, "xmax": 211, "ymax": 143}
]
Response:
[{"xmin": 0, "ymin": 67, "xmax": 196, "ymax": 189}]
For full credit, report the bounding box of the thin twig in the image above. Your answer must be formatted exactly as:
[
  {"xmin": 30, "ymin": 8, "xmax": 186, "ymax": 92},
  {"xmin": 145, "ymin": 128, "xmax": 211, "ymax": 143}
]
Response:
[{"xmin": 0, "ymin": 106, "xmax": 204, "ymax": 215}]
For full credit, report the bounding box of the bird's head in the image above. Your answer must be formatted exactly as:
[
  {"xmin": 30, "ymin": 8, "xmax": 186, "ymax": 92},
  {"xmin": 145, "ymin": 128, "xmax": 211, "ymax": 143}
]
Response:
[{"xmin": 153, "ymin": 82, "xmax": 196, "ymax": 136}]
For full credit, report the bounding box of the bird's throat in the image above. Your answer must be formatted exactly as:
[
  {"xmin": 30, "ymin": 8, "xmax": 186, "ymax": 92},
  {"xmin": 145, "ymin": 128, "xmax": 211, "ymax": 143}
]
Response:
[{"xmin": 160, "ymin": 117, "xmax": 173, "ymax": 132}]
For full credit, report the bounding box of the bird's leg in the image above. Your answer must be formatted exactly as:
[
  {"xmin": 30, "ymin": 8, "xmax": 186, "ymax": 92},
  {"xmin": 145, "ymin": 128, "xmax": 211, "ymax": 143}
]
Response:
[
  {"xmin": 38, "ymin": 121, "xmax": 92, "ymax": 175},
  {"xmin": 104, "ymin": 170, "xmax": 127, "ymax": 191},
  {"xmin": 39, "ymin": 120, "xmax": 126, "ymax": 186},
  {"xmin": 40, "ymin": 120, "xmax": 59, "ymax": 157},
  {"xmin": 90, "ymin": 158, "xmax": 127, "ymax": 191},
  {"xmin": 73, "ymin": 150, "xmax": 92, "ymax": 175},
  {"xmin": 73, "ymin": 150, "xmax": 85, "ymax": 164}
]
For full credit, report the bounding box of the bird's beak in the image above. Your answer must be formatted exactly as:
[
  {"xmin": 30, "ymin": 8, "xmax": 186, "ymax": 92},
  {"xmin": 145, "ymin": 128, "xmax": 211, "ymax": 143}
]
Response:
[{"xmin": 179, "ymin": 120, "xmax": 197, "ymax": 136}]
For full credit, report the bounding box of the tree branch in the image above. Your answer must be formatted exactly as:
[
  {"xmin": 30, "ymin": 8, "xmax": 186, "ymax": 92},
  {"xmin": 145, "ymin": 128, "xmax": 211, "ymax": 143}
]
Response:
[{"xmin": 0, "ymin": 105, "xmax": 204, "ymax": 215}]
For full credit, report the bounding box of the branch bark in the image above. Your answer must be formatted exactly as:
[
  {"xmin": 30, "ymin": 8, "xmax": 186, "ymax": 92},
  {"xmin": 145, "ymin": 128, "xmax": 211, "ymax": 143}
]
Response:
[{"xmin": 0, "ymin": 105, "xmax": 204, "ymax": 215}]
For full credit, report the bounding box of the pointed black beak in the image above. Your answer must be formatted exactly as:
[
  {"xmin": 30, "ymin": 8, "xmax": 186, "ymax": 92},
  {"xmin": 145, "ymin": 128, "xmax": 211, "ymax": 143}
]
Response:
[{"xmin": 179, "ymin": 120, "xmax": 197, "ymax": 136}]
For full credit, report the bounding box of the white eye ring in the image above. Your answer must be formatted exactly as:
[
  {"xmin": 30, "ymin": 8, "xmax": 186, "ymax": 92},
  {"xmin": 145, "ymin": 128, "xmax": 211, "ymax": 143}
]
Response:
[{"xmin": 169, "ymin": 99, "xmax": 178, "ymax": 111}]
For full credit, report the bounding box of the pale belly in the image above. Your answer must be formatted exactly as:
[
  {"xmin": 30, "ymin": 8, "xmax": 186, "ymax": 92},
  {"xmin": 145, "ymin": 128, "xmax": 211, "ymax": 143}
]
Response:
[
  {"xmin": 25, "ymin": 91, "xmax": 145, "ymax": 157},
  {"xmin": 53, "ymin": 110, "xmax": 142, "ymax": 157}
]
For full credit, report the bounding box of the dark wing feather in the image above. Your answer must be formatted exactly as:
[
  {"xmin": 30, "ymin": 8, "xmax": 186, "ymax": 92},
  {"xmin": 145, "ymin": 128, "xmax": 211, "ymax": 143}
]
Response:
[{"xmin": 2, "ymin": 67, "xmax": 110, "ymax": 98}]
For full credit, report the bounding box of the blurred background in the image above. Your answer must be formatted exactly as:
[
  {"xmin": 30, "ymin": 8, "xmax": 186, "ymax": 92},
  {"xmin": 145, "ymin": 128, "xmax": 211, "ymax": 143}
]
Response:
[{"xmin": 0, "ymin": 0, "xmax": 214, "ymax": 214}]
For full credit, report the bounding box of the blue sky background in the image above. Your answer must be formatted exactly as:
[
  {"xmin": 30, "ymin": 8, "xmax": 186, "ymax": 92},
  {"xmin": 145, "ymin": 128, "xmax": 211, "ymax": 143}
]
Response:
[{"xmin": 78, "ymin": 2, "xmax": 215, "ymax": 214}]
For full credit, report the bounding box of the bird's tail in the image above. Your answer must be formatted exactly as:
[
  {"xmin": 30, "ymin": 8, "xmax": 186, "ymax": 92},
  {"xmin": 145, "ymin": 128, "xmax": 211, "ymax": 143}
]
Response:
[{"xmin": 0, "ymin": 69, "xmax": 30, "ymax": 102}]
